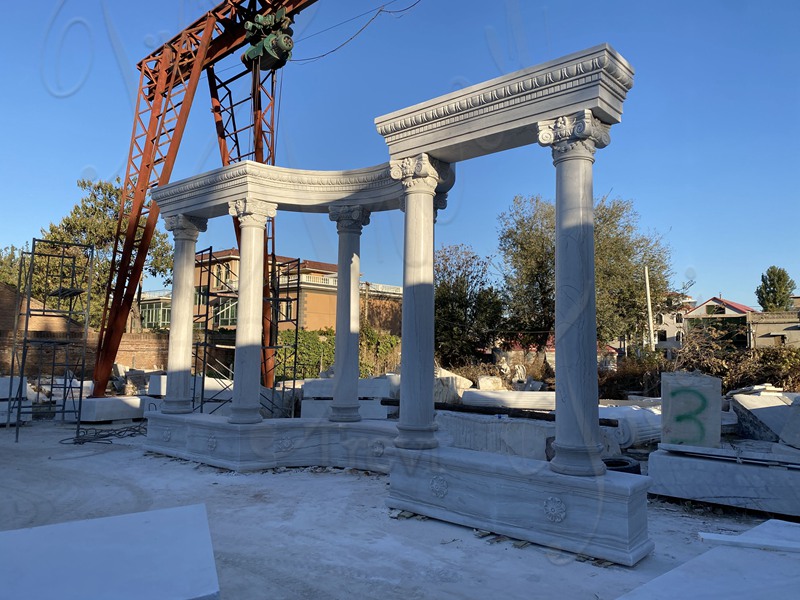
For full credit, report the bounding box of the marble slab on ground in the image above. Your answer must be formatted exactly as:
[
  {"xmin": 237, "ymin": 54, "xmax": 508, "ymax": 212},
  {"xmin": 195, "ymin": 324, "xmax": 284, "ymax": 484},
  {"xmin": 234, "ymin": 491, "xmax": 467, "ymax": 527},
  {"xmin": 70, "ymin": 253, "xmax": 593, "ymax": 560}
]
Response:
[
  {"xmin": 80, "ymin": 396, "xmax": 147, "ymax": 422},
  {"xmin": 617, "ymin": 519, "xmax": 800, "ymax": 599},
  {"xmin": 0, "ymin": 504, "xmax": 219, "ymax": 600},
  {"xmin": 648, "ymin": 444, "xmax": 800, "ymax": 516},
  {"xmin": 302, "ymin": 377, "xmax": 392, "ymax": 400},
  {"xmin": 461, "ymin": 389, "xmax": 556, "ymax": 409}
]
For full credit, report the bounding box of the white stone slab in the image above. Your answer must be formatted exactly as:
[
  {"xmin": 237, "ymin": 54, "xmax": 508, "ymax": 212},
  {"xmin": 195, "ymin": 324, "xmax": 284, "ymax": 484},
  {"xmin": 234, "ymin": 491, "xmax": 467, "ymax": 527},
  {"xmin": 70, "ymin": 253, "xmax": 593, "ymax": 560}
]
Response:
[
  {"xmin": 661, "ymin": 372, "xmax": 721, "ymax": 448},
  {"xmin": 731, "ymin": 393, "xmax": 792, "ymax": 442},
  {"xmin": 617, "ymin": 520, "xmax": 800, "ymax": 599},
  {"xmin": 0, "ymin": 399, "xmax": 32, "ymax": 423},
  {"xmin": 648, "ymin": 447, "xmax": 800, "ymax": 516},
  {"xmin": 300, "ymin": 399, "xmax": 388, "ymax": 420},
  {"xmin": 0, "ymin": 504, "xmax": 219, "ymax": 600},
  {"xmin": 780, "ymin": 402, "xmax": 800, "ymax": 449},
  {"xmin": 461, "ymin": 390, "xmax": 556, "ymax": 410}
]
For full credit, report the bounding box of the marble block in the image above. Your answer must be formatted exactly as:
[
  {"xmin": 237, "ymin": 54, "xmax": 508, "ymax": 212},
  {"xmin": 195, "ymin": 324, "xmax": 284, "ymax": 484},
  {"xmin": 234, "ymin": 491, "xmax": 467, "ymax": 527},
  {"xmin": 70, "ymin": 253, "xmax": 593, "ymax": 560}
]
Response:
[
  {"xmin": 617, "ymin": 520, "xmax": 800, "ymax": 599},
  {"xmin": 0, "ymin": 504, "xmax": 219, "ymax": 600},
  {"xmin": 661, "ymin": 372, "xmax": 721, "ymax": 447},
  {"xmin": 648, "ymin": 446, "xmax": 800, "ymax": 516},
  {"xmin": 476, "ymin": 376, "xmax": 504, "ymax": 391},
  {"xmin": 386, "ymin": 446, "xmax": 653, "ymax": 566},
  {"xmin": 461, "ymin": 390, "xmax": 556, "ymax": 410},
  {"xmin": 731, "ymin": 393, "xmax": 792, "ymax": 442},
  {"xmin": 0, "ymin": 376, "xmax": 26, "ymax": 400},
  {"xmin": 80, "ymin": 396, "xmax": 145, "ymax": 422},
  {"xmin": 433, "ymin": 368, "xmax": 472, "ymax": 403},
  {"xmin": 780, "ymin": 401, "xmax": 800, "ymax": 449},
  {"xmin": 0, "ymin": 399, "xmax": 32, "ymax": 423}
]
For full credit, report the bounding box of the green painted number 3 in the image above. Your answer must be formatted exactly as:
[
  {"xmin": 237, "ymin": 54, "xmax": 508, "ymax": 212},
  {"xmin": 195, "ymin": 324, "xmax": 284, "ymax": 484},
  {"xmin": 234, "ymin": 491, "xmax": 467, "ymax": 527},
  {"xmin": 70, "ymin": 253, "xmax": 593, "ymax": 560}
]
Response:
[{"xmin": 670, "ymin": 387, "xmax": 707, "ymax": 444}]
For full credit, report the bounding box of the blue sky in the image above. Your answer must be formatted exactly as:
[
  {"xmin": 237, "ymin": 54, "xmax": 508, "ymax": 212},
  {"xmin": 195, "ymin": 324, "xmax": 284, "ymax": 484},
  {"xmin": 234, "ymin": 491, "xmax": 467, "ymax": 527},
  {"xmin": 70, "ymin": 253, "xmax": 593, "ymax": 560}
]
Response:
[{"xmin": 2, "ymin": 0, "xmax": 799, "ymax": 308}]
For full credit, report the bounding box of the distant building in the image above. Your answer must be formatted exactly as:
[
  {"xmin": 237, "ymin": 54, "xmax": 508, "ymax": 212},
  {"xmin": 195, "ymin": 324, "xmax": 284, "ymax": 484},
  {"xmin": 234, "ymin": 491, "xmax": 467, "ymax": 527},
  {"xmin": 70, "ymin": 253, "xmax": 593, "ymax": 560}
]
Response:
[
  {"xmin": 138, "ymin": 249, "xmax": 402, "ymax": 335},
  {"xmin": 683, "ymin": 296, "xmax": 757, "ymax": 349},
  {"xmin": 654, "ymin": 294, "xmax": 696, "ymax": 351}
]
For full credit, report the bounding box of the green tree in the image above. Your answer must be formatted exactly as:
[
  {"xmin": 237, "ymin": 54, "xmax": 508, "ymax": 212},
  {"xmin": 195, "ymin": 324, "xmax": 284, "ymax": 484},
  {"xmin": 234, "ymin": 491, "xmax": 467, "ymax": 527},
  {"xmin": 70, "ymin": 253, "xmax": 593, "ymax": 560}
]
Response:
[
  {"xmin": 755, "ymin": 266, "xmax": 796, "ymax": 312},
  {"xmin": 6, "ymin": 179, "xmax": 173, "ymax": 328},
  {"xmin": 498, "ymin": 195, "xmax": 673, "ymax": 348},
  {"xmin": 434, "ymin": 244, "xmax": 505, "ymax": 367}
]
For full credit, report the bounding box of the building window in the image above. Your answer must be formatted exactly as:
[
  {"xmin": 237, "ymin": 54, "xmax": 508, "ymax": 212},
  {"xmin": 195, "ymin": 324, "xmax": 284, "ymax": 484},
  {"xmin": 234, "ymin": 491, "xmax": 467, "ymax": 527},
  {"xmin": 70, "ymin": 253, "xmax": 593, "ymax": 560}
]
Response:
[
  {"xmin": 657, "ymin": 330, "xmax": 667, "ymax": 342},
  {"xmin": 675, "ymin": 313, "xmax": 683, "ymax": 323},
  {"xmin": 194, "ymin": 285, "xmax": 209, "ymax": 306},
  {"xmin": 655, "ymin": 313, "xmax": 664, "ymax": 325},
  {"xmin": 215, "ymin": 299, "xmax": 238, "ymax": 328},
  {"xmin": 278, "ymin": 299, "xmax": 293, "ymax": 321},
  {"xmin": 676, "ymin": 331, "xmax": 683, "ymax": 343},
  {"xmin": 706, "ymin": 304, "xmax": 725, "ymax": 315},
  {"xmin": 141, "ymin": 301, "xmax": 171, "ymax": 329}
]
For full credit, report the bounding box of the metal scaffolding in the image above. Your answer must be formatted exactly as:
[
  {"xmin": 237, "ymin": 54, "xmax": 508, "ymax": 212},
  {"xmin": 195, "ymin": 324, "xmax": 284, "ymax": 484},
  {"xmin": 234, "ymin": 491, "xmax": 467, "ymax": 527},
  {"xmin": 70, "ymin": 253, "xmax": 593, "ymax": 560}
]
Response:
[{"xmin": 6, "ymin": 239, "xmax": 94, "ymax": 441}]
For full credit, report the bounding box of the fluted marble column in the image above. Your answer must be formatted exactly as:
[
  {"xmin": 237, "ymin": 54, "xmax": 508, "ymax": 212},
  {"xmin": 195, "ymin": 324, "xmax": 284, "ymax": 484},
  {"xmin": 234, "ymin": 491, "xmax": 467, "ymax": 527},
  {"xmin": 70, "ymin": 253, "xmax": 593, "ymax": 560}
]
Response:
[
  {"xmin": 390, "ymin": 154, "xmax": 454, "ymax": 449},
  {"xmin": 163, "ymin": 214, "xmax": 207, "ymax": 414},
  {"xmin": 328, "ymin": 205, "xmax": 371, "ymax": 422},
  {"xmin": 227, "ymin": 198, "xmax": 277, "ymax": 424},
  {"xmin": 538, "ymin": 109, "xmax": 611, "ymax": 476}
]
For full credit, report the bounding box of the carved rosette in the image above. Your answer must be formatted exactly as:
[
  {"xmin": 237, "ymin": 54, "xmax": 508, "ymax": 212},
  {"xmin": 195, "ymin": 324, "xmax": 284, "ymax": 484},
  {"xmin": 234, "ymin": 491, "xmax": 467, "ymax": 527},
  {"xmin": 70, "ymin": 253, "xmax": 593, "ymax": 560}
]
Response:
[
  {"xmin": 275, "ymin": 437, "xmax": 294, "ymax": 452},
  {"xmin": 228, "ymin": 198, "xmax": 277, "ymax": 229},
  {"xmin": 207, "ymin": 434, "xmax": 217, "ymax": 452},
  {"xmin": 430, "ymin": 475, "xmax": 449, "ymax": 498},
  {"xmin": 329, "ymin": 204, "xmax": 371, "ymax": 234},
  {"xmin": 537, "ymin": 109, "xmax": 611, "ymax": 164},
  {"xmin": 543, "ymin": 496, "xmax": 567, "ymax": 523},
  {"xmin": 371, "ymin": 441, "xmax": 385, "ymax": 457},
  {"xmin": 163, "ymin": 214, "xmax": 208, "ymax": 242}
]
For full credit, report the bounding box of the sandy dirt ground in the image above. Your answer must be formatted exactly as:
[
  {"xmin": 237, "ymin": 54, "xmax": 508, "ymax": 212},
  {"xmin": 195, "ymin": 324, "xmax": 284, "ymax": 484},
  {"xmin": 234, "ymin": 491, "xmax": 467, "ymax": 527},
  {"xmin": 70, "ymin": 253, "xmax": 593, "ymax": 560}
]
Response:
[{"xmin": 0, "ymin": 421, "xmax": 766, "ymax": 599}]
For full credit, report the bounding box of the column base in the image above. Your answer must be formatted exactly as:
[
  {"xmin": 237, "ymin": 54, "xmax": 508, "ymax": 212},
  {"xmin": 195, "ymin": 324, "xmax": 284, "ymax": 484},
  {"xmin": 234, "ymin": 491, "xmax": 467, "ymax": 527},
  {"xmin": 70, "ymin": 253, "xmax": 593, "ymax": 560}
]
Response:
[
  {"xmin": 227, "ymin": 407, "xmax": 263, "ymax": 425},
  {"xmin": 394, "ymin": 424, "xmax": 438, "ymax": 450},
  {"xmin": 549, "ymin": 441, "xmax": 607, "ymax": 476},
  {"xmin": 161, "ymin": 399, "xmax": 192, "ymax": 415},
  {"xmin": 329, "ymin": 404, "xmax": 362, "ymax": 423}
]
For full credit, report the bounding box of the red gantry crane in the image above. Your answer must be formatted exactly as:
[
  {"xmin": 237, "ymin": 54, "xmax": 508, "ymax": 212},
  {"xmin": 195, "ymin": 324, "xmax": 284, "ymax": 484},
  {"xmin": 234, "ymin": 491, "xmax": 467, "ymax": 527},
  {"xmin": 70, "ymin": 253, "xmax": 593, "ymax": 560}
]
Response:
[{"xmin": 92, "ymin": 0, "xmax": 318, "ymax": 397}]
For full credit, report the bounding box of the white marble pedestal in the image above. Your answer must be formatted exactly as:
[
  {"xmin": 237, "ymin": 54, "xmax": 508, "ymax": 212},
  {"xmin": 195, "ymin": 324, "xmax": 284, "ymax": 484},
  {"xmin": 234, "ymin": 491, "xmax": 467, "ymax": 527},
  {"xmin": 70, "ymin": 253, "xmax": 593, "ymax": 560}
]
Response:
[{"xmin": 386, "ymin": 446, "xmax": 653, "ymax": 566}]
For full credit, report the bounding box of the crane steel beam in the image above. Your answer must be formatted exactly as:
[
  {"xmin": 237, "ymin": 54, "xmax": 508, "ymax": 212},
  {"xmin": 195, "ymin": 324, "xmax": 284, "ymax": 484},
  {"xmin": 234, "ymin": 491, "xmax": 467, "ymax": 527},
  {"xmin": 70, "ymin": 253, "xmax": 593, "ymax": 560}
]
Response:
[{"xmin": 93, "ymin": 0, "xmax": 317, "ymax": 396}]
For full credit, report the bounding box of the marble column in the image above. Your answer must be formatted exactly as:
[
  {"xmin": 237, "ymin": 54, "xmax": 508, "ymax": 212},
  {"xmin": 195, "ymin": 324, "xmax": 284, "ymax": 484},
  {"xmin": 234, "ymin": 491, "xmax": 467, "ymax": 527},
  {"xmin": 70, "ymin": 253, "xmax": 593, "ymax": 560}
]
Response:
[
  {"xmin": 537, "ymin": 110, "xmax": 611, "ymax": 476},
  {"xmin": 227, "ymin": 198, "xmax": 277, "ymax": 424},
  {"xmin": 390, "ymin": 154, "xmax": 453, "ymax": 449},
  {"xmin": 327, "ymin": 205, "xmax": 371, "ymax": 422},
  {"xmin": 163, "ymin": 214, "xmax": 207, "ymax": 414}
]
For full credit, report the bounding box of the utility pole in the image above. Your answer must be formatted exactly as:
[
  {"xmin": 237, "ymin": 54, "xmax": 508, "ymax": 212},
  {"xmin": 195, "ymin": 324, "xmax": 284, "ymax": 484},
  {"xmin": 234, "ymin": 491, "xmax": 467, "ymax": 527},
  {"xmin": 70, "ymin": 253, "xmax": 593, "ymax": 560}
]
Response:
[{"xmin": 644, "ymin": 265, "xmax": 655, "ymax": 351}]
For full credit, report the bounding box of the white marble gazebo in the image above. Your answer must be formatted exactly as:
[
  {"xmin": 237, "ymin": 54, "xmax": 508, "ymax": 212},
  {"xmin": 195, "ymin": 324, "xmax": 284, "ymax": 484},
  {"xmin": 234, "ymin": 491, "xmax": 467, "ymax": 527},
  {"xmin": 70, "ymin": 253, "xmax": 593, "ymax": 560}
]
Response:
[{"xmin": 145, "ymin": 43, "xmax": 653, "ymax": 566}]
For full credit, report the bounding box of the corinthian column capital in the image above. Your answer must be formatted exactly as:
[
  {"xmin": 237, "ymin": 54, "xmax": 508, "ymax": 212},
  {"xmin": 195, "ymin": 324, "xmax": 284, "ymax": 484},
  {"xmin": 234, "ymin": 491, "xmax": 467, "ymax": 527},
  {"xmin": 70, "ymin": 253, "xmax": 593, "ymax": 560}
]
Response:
[
  {"xmin": 228, "ymin": 198, "xmax": 277, "ymax": 228},
  {"xmin": 537, "ymin": 109, "xmax": 611, "ymax": 163},
  {"xmin": 390, "ymin": 153, "xmax": 453, "ymax": 196},
  {"xmin": 163, "ymin": 214, "xmax": 208, "ymax": 241},
  {"xmin": 329, "ymin": 205, "xmax": 371, "ymax": 234}
]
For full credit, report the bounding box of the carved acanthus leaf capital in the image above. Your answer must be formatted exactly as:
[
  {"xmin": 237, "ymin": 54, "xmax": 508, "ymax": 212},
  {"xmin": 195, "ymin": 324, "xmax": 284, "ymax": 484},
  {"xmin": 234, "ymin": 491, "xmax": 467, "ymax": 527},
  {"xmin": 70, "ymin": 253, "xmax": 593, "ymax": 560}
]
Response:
[
  {"xmin": 163, "ymin": 214, "xmax": 208, "ymax": 241},
  {"xmin": 228, "ymin": 198, "xmax": 277, "ymax": 228},
  {"xmin": 390, "ymin": 153, "xmax": 453, "ymax": 195},
  {"xmin": 537, "ymin": 109, "xmax": 611, "ymax": 162},
  {"xmin": 329, "ymin": 205, "xmax": 371, "ymax": 234}
]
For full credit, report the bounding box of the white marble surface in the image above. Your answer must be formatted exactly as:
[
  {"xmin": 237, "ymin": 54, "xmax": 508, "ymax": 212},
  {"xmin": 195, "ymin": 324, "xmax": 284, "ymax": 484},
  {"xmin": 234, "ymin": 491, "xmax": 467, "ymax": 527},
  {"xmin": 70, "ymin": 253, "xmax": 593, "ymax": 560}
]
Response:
[
  {"xmin": 0, "ymin": 504, "xmax": 219, "ymax": 600},
  {"xmin": 163, "ymin": 215, "xmax": 206, "ymax": 414},
  {"xmin": 301, "ymin": 399, "xmax": 387, "ymax": 420},
  {"xmin": 0, "ymin": 376, "xmax": 26, "ymax": 400},
  {"xmin": 152, "ymin": 162, "xmax": 403, "ymax": 219},
  {"xmin": 145, "ymin": 413, "xmax": 399, "ymax": 472},
  {"xmin": 375, "ymin": 44, "xmax": 633, "ymax": 162},
  {"xmin": 80, "ymin": 396, "xmax": 146, "ymax": 422},
  {"xmin": 661, "ymin": 372, "xmax": 721, "ymax": 448},
  {"xmin": 461, "ymin": 390, "xmax": 556, "ymax": 409},
  {"xmin": 302, "ymin": 378, "xmax": 392, "ymax": 400},
  {"xmin": 648, "ymin": 447, "xmax": 800, "ymax": 516},
  {"xmin": 386, "ymin": 446, "xmax": 652, "ymax": 566},
  {"xmin": 617, "ymin": 519, "xmax": 800, "ymax": 599}
]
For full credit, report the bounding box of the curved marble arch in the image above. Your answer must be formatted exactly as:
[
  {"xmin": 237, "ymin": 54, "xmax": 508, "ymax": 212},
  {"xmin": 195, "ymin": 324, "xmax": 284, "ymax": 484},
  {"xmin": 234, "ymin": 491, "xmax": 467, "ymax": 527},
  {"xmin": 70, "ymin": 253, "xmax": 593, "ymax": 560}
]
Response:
[
  {"xmin": 146, "ymin": 43, "xmax": 654, "ymax": 566},
  {"xmin": 153, "ymin": 160, "xmax": 405, "ymax": 219}
]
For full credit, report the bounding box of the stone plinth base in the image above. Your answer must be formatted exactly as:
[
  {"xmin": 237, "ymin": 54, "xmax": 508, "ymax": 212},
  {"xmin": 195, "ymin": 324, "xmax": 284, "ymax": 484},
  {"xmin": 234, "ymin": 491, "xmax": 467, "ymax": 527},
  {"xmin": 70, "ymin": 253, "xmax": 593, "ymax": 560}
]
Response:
[
  {"xmin": 386, "ymin": 446, "xmax": 654, "ymax": 566},
  {"xmin": 145, "ymin": 412, "xmax": 397, "ymax": 472}
]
